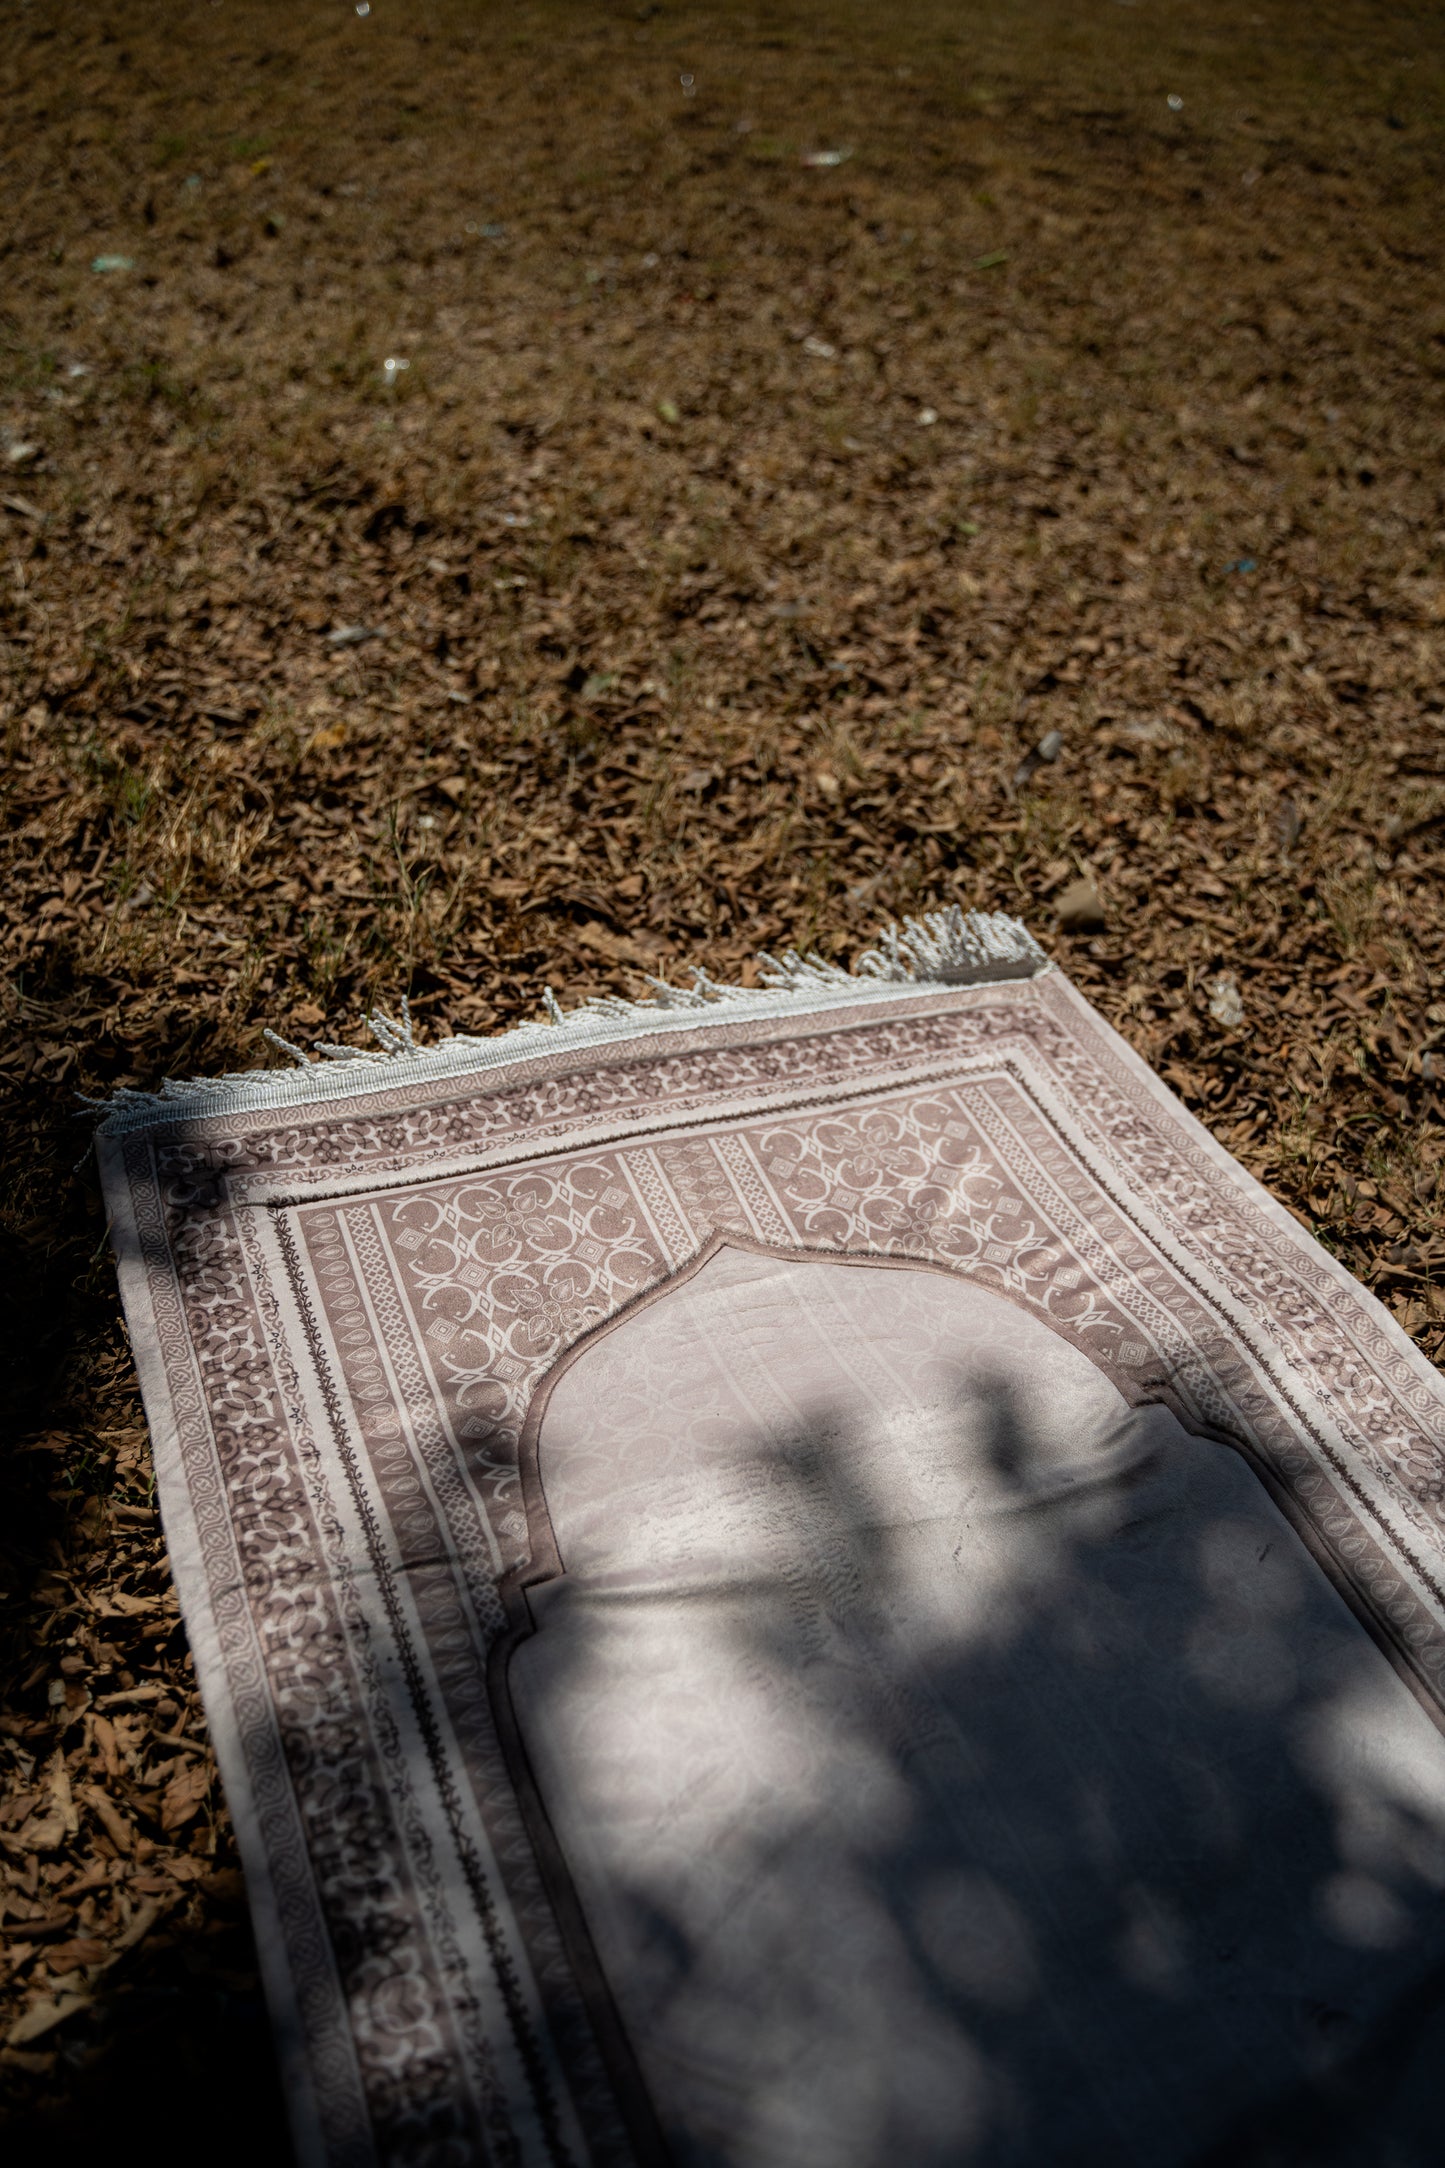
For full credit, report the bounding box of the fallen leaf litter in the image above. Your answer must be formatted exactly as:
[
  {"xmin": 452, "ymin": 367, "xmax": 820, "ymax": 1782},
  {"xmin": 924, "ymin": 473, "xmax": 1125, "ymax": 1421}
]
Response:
[{"xmin": 1, "ymin": 0, "xmax": 1443, "ymax": 2141}]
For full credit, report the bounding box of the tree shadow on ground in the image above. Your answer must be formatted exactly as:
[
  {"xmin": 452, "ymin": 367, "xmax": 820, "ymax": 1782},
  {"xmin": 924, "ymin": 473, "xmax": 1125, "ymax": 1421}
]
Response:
[
  {"xmin": 0, "ymin": 1178, "xmax": 294, "ymax": 2164},
  {"xmin": 508, "ymin": 1249, "xmax": 1445, "ymax": 2166}
]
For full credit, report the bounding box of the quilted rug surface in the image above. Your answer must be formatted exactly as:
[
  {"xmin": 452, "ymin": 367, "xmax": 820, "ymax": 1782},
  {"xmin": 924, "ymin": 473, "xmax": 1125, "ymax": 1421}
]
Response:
[{"xmin": 98, "ymin": 918, "xmax": 1445, "ymax": 2168}]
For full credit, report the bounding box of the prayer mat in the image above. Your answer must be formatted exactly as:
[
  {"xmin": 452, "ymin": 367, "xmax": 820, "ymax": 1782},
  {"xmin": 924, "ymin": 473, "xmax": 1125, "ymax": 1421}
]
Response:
[{"xmin": 98, "ymin": 911, "xmax": 1445, "ymax": 2168}]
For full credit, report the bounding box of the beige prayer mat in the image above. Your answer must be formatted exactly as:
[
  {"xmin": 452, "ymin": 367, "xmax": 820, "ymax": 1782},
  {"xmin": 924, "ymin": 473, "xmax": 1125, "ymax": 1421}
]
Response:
[{"xmin": 99, "ymin": 913, "xmax": 1445, "ymax": 2168}]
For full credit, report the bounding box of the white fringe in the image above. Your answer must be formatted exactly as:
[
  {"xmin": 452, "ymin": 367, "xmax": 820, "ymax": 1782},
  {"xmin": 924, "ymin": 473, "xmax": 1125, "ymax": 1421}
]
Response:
[{"xmin": 93, "ymin": 909, "xmax": 1047, "ymax": 1135}]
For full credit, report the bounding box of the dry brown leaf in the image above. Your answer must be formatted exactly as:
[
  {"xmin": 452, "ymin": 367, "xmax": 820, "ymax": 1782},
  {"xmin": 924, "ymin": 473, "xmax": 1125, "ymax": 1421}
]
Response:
[
  {"xmin": 571, "ymin": 921, "xmax": 667, "ymax": 970},
  {"xmin": 76, "ymin": 1781, "xmax": 134, "ymax": 1854},
  {"xmin": 112, "ymin": 1899, "xmax": 162, "ymax": 1954},
  {"xmin": 5, "ymin": 1990, "xmax": 91, "ymax": 2048},
  {"xmin": 44, "ymin": 1937, "xmax": 109, "ymax": 1972},
  {"xmin": 1055, "ymin": 877, "xmax": 1106, "ymax": 933},
  {"xmin": 94, "ymin": 1590, "xmax": 160, "ymax": 1619},
  {"xmin": 159, "ymin": 1761, "xmax": 211, "ymax": 1834},
  {"xmin": 13, "ymin": 1809, "xmax": 69, "ymax": 1855}
]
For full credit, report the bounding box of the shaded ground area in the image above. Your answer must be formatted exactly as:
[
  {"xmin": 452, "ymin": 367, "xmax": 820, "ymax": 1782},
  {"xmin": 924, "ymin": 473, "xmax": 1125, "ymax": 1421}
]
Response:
[{"xmin": 0, "ymin": 0, "xmax": 1441, "ymax": 2150}]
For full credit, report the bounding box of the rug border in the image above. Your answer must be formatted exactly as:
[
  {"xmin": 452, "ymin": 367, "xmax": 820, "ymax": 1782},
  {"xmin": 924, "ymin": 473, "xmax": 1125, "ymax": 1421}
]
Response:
[
  {"xmin": 94, "ymin": 954, "xmax": 1047, "ymax": 1140},
  {"xmin": 97, "ymin": 1128, "xmax": 348, "ymax": 2168},
  {"xmin": 1037, "ymin": 972, "xmax": 1441, "ymax": 1406}
]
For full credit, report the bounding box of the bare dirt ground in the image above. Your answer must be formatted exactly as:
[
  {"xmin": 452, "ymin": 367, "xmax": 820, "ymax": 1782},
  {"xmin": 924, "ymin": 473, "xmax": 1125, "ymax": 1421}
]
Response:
[{"xmin": 1, "ymin": 0, "xmax": 1442, "ymax": 2152}]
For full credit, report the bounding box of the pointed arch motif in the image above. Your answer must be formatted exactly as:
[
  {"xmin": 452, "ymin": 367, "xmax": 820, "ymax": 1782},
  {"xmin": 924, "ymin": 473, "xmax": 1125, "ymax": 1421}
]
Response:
[{"xmin": 488, "ymin": 1239, "xmax": 1445, "ymax": 2168}]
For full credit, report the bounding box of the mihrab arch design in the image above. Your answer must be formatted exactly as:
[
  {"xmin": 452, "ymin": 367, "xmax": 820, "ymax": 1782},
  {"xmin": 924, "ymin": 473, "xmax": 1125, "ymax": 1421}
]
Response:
[{"xmin": 493, "ymin": 1239, "xmax": 1445, "ymax": 2168}]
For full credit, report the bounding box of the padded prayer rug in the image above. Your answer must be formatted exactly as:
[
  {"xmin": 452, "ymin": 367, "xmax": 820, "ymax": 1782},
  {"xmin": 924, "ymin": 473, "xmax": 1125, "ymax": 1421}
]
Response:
[{"xmin": 98, "ymin": 910, "xmax": 1445, "ymax": 2168}]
